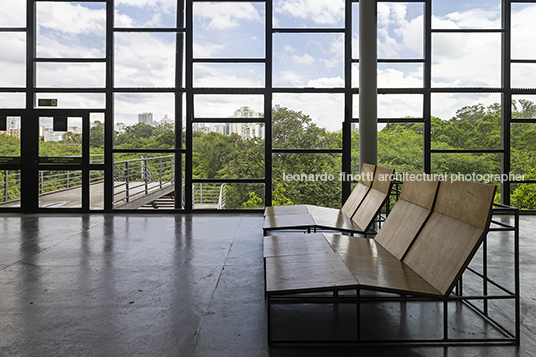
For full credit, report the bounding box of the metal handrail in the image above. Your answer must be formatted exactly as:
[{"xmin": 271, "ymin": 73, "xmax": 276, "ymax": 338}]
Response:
[{"xmin": 0, "ymin": 155, "xmax": 175, "ymax": 207}]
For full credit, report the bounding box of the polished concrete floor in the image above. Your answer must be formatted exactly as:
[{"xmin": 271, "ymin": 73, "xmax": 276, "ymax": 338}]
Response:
[{"xmin": 0, "ymin": 213, "xmax": 535, "ymax": 356}]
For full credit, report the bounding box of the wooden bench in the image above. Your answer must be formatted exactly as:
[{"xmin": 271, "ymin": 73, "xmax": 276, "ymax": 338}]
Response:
[
  {"xmin": 263, "ymin": 165, "xmax": 394, "ymax": 235},
  {"xmin": 264, "ymin": 176, "xmax": 498, "ymax": 343}
]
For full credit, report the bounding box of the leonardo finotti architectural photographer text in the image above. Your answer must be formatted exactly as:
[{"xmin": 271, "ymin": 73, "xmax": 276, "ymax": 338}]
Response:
[{"xmin": 282, "ymin": 172, "xmax": 526, "ymax": 183}]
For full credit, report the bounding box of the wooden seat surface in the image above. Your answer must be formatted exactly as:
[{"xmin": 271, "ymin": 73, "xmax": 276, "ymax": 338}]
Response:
[
  {"xmin": 264, "ymin": 205, "xmax": 309, "ymax": 216},
  {"xmin": 402, "ymin": 179, "xmax": 496, "ymax": 296},
  {"xmin": 351, "ymin": 166, "xmax": 395, "ymax": 231},
  {"xmin": 375, "ymin": 172, "xmax": 440, "ymax": 260},
  {"xmin": 265, "ymin": 252, "xmax": 359, "ymax": 294},
  {"xmin": 306, "ymin": 205, "xmax": 363, "ymax": 232},
  {"xmin": 263, "ymin": 233, "xmax": 334, "ymax": 258},
  {"xmin": 324, "ymin": 234, "xmax": 442, "ymax": 296},
  {"xmin": 340, "ymin": 163, "xmax": 375, "ymax": 218},
  {"xmin": 263, "ymin": 213, "xmax": 315, "ymax": 230}
]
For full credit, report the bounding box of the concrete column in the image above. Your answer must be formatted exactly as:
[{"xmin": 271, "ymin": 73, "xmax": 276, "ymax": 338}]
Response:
[{"xmin": 359, "ymin": 0, "xmax": 378, "ymax": 169}]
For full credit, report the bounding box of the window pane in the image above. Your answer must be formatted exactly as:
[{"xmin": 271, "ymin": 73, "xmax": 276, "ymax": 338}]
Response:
[
  {"xmin": 431, "ymin": 93, "xmax": 501, "ymax": 150},
  {"xmin": 432, "ymin": 33, "xmax": 501, "ymax": 87},
  {"xmin": 113, "ymin": 153, "xmax": 176, "ymax": 209},
  {"xmin": 0, "ymin": 0, "xmax": 26, "ymax": 27},
  {"xmin": 352, "ymin": 2, "xmax": 359, "ymax": 59},
  {"xmin": 194, "ymin": 95, "xmax": 264, "ymax": 118},
  {"xmin": 115, "ymin": 33, "xmax": 176, "ymax": 88},
  {"xmin": 90, "ymin": 170, "xmax": 104, "ymax": 210},
  {"xmin": 272, "ymin": 153, "xmax": 342, "ymax": 209},
  {"xmin": 378, "ymin": 2, "xmax": 424, "ymax": 59},
  {"xmin": 193, "ymin": 2, "xmax": 265, "ymax": 58},
  {"xmin": 378, "ymin": 63, "xmax": 423, "ymax": 88},
  {"xmin": 274, "ymin": 0, "xmax": 344, "ymax": 28},
  {"xmin": 90, "ymin": 113, "xmax": 105, "ymax": 162},
  {"xmin": 39, "ymin": 170, "xmax": 82, "ymax": 208},
  {"xmin": 115, "ymin": 0, "xmax": 177, "ymax": 28},
  {"xmin": 0, "ymin": 33, "xmax": 26, "ymax": 87},
  {"xmin": 273, "ymin": 33, "xmax": 344, "ymax": 88},
  {"xmin": 39, "ymin": 117, "xmax": 83, "ymax": 159},
  {"xmin": 512, "ymin": 64, "xmax": 536, "ymax": 89},
  {"xmin": 272, "ymin": 93, "xmax": 343, "ymax": 149},
  {"xmin": 0, "ymin": 94, "xmax": 25, "ymax": 109},
  {"xmin": 512, "ymin": 95, "xmax": 536, "ymax": 119},
  {"xmin": 193, "ymin": 183, "xmax": 264, "ymax": 210},
  {"xmin": 193, "ymin": 63, "xmax": 265, "ymax": 88},
  {"xmin": 36, "ymin": 93, "xmax": 105, "ymax": 109},
  {"xmin": 114, "ymin": 93, "xmax": 175, "ymax": 149},
  {"xmin": 0, "ymin": 170, "xmax": 21, "ymax": 208},
  {"xmin": 431, "ymin": 93, "xmax": 501, "ymax": 122},
  {"xmin": 511, "ymin": 123, "xmax": 536, "ymax": 176},
  {"xmin": 37, "ymin": 63, "xmax": 106, "ymax": 88},
  {"xmin": 379, "ymin": 123, "xmax": 423, "ymax": 173},
  {"xmin": 193, "ymin": 123, "xmax": 265, "ymax": 179},
  {"xmin": 36, "ymin": 2, "xmax": 106, "ymax": 58},
  {"xmin": 512, "ymin": 4, "xmax": 536, "ymax": 60},
  {"xmin": 0, "ymin": 116, "xmax": 21, "ymax": 153},
  {"xmin": 432, "ymin": 0, "xmax": 501, "ymax": 29},
  {"xmin": 378, "ymin": 94, "xmax": 423, "ymax": 119}
]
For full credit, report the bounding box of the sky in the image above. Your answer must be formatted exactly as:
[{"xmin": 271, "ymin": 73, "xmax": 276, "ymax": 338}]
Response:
[{"xmin": 1, "ymin": 0, "xmax": 536, "ymax": 131}]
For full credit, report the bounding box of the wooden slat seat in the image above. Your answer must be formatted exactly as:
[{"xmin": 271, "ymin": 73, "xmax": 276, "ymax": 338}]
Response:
[
  {"xmin": 264, "ymin": 178, "xmax": 495, "ymax": 297},
  {"xmin": 264, "ymin": 176, "xmax": 499, "ymax": 343}
]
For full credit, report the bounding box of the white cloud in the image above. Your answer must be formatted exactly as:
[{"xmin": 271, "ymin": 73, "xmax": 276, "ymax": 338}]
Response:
[
  {"xmin": 273, "ymin": 93, "xmax": 344, "ymax": 132},
  {"xmin": 114, "ymin": 33, "xmax": 176, "ymax": 87},
  {"xmin": 193, "ymin": 42, "xmax": 226, "ymax": 58},
  {"xmin": 275, "ymin": 70, "xmax": 305, "ymax": 87},
  {"xmin": 37, "ymin": 3, "xmax": 106, "ymax": 36},
  {"xmin": 194, "ymin": 95, "xmax": 264, "ymax": 118},
  {"xmin": 292, "ymin": 54, "xmax": 315, "ymax": 65},
  {"xmin": 274, "ymin": 0, "xmax": 344, "ymax": 26},
  {"xmin": 193, "ymin": 64, "xmax": 264, "ymax": 88},
  {"xmin": 0, "ymin": 33, "xmax": 26, "ymax": 87},
  {"xmin": 307, "ymin": 77, "xmax": 344, "ymax": 88},
  {"xmin": 378, "ymin": 68, "xmax": 422, "ymax": 88},
  {"xmin": 116, "ymin": 0, "xmax": 176, "ymax": 13},
  {"xmin": 0, "ymin": 1, "xmax": 26, "ymax": 27},
  {"xmin": 194, "ymin": 3, "xmax": 263, "ymax": 31},
  {"xmin": 511, "ymin": 4, "xmax": 536, "ymax": 59}
]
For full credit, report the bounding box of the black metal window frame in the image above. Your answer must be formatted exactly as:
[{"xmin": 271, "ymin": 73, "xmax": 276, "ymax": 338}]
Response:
[{"xmin": 1, "ymin": 0, "xmax": 535, "ymax": 212}]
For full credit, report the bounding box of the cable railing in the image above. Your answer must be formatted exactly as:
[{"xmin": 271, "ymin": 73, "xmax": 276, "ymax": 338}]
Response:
[
  {"xmin": 113, "ymin": 155, "xmax": 175, "ymax": 207},
  {"xmin": 192, "ymin": 183, "xmax": 226, "ymax": 209},
  {"xmin": 0, "ymin": 155, "xmax": 176, "ymax": 208}
]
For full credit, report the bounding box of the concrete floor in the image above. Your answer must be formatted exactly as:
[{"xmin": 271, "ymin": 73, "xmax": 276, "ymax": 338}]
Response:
[{"xmin": 0, "ymin": 213, "xmax": 535, "ymax": 356}]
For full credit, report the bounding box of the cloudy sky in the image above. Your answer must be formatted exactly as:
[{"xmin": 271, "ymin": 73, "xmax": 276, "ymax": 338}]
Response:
[{"xmin": 1, "ymin": 0, "xmax": 536, "ymax": 131}]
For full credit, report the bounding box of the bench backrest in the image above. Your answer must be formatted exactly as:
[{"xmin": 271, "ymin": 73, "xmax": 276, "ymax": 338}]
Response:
[
  {"xmin": 375, "ymin": 172, "xmax": 440, "ymax": 260},
  {"xmin": 402, "ymin": 179, "xmax": 496, "ymax": 296},
  {"xmin": 341, "ymin": 163, "xmax": 375, "ymax": 218},
  {"xmin": 351, "ymin": 165, "xmax": 395, "ymax": 231}
]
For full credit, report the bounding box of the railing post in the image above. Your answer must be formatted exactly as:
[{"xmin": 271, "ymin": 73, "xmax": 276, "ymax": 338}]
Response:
[
  {"xmin": 200, "ymin": 183, "xmax": 203, "ymax": 204},
  {"xmin": 159, "ymin": 157, "xmax": 163, "ymax": 188},
  {"xmin": 3, "ymin": 170, "xmax": 7, "ymax": 202},
  {"xmin": 40, "ymin": 171, "xmax": 43, "ymax": 195},
  {"xmin": 144, "ymin": 158, "xmax": 148, "ymax": 195},
  {"xmin": 125, "ymin": 162, "xmax": 130, "ymax": 203},
  {"xmin": 66, "ymin": 171, "xmax": 70, "ymax": 189}
]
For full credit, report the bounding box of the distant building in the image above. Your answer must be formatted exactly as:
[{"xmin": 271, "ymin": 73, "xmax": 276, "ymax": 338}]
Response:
[
  {"xmin": 191, "ymin": 106, "xmax": 265, "ymax": 140},
  {"xmin": 115, "ymin": 122, "xmax": 126, "ymax": 134},
  {"xmin": 229, "ymin": 106, "xmax": 265, "ymax": 140},
  {"xmin": 138, "ymin": 112, "xmax": 153, "ymax": 126},
  {"xmin": 0, "ymin": 117, "xmax": 21, "ymax": 139}
]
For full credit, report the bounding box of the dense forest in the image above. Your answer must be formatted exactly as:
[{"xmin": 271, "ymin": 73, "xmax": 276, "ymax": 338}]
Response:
[{"xmin": 1, "ymin": 100, "xmax": 536, "ymax": 209}]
